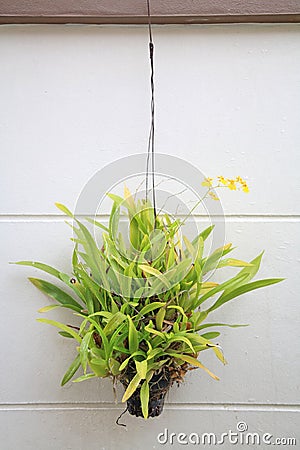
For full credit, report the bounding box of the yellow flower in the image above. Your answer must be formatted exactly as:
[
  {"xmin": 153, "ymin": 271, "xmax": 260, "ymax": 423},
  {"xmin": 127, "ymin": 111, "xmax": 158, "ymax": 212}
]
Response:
[
  {"xmin": 235, "ymin": 176, "xmax": 249, "ymax": 193},
  {"xmin": 217, "ymin": 176, "xmax": 227, "ymax": 185},
  {"xmin": 227, "ymin": 179, "xmax": 237, "ymax": 190},
  {"xmin": 209, "ymin": 191, "xmax": 219, "ymax": 201},
  {"xmin": 203, "ymin": 175, "xmax": 249, "ymax": 193},
  {"xmin": 235, "ymin": 176, "xmax": 244, "ymax": 184},
  {"xmin": 202, "ymin": 177, "xmax": 213, "ymax": 187},
  {"xmin": 241, "ymin": 183, "xmax": 249, "ymax": 193}
]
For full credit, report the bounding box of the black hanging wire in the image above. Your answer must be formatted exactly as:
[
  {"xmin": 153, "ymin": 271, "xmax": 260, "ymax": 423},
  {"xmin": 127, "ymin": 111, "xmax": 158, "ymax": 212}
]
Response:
[{"xmin": 145, "ymin": 0, "xmax": 157, "ymax": 218}]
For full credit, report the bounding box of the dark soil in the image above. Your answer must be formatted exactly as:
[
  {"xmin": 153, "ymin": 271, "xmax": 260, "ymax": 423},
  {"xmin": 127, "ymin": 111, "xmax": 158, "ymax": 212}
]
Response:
[{"xmin": 120, "ymin": 364, "xmax": 173, "ymax": 418}]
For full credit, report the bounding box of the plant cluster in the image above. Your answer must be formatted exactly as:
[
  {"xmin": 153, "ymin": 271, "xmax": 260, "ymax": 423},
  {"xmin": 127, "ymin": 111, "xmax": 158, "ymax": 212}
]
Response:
[{"xmin": 15, "ymin": 185, "xmax": 282, "ymax": 419}]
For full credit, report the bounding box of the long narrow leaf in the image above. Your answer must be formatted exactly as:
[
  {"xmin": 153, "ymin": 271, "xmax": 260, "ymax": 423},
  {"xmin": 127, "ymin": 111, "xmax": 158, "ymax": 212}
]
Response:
[
  {"xmin": 103, "ymin": 312, "xmax": 126, "ymax": 336},
  {"xmin": 13, "ymin": 261, "xmax": 61, "ymax": 278},
  {"xmin": 166, "ymin": 352, "xmax": 219, "ymax": 380},
  {"xmin": 36, "ymin": 319, "xmax": 82, "ymax": 343},
  {"xmin": 140, "ymin": 380, "xmax": 149, "ymax": 419},
  {"xmin": 61, "ymin": 354, "xmax": 81, "ymax": 386},
  {"xmin": 128, "ymin": 316, "xmax": 139, "ymax": 353},
  {"xmin": 209, "ymin": 278, "xmax": 284, "ymax": 312},
  {"xmin": 29, "ymin": 278, "xmax": 82, "ymax": 311},
  {"xmin": 122, "ymin": 373, "xmax": 142, "ymax": 402}
]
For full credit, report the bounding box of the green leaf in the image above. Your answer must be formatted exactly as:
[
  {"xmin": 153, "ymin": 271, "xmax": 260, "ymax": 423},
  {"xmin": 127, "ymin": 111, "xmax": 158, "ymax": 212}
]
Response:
[
  {"xmin": 235, "ymin": 252, "xmax": 265, "ymax": 285},
  {"xmin": 89, "ymin": 358, "xmax": 109, "ymax": 377},
  {"xmin": 107, "ymin": 193, "xmax": 123, "ymax": 239},
  {"xmin": 139, "ymin": 265, "xmax": 171, "ymax": 289},
  {"xmin": 61, "ymin": 354, "xmax": 81, "ymax": 386},
  {"xmin": 191, "ymin": 225, "xmax": 214, "ymax": 246},
  {"xmin": 73, "ymin": 373, "xmax": 96, "ymax": 383},
  {"xmin": 146, "ymin": 348, "xmax": 163, "ymax": 360},
  {"xmin": 80, "ymin": 331, "xmax": 93, "ymax": 374},
  {"xmin": 167, "ymin": 305, "xmax": 186, "ymax": 317},
  {"xmin": 202, "ymin": 243, "xmax": 234, "ymax": 275},
  {"xmin": 38, "ymin": 304, "xmax": 59, "ymax": 313},
  {"xmin": 212, "ymin": 346, "xmax": 227, "ymax": 365},
  {"xmin": 122, "ymin": 373, "xmax": 142, "ymax": 402},
  {"xmin": 59, "ymin": 331, "xmax": 74, "ymax": 338},
  {"xmin": 199, "ymin": 225, "xmax": 214, "ymax": 242},
  {"xmin": 88, "ymin": 311, "xmax": 113, "ymax": 320},
  {"xmin": 107, "ymin": 193, "xmax": 124, "ymax": 205},
  {"xmin": 29, "ymin": 278, "xmax": 82, "ymax": 311},
  {"xmin": 166, "ymin": 352, "xmax": 219, "ymax": 380},
  {"xmin": 135, "ymin": 360, "xmax": 147, "ymax": 379},
  {"xmin": 217, "ymin": 259, "xmax": 253, "ymax": 268},
  {"xmin": 74, "ymin": 220, "xmax": 104, "ymax": 285},
  {"xmin": 36, "ymin": 319, "xmax": 82, "ymax": 343},
  {"xmin": 166, "ymin": 335, "xmax": 195, "ymax": 353},
  {"xmin": 13, "ymin": 261, "xmax": 61, "ymax": 278},
  {"xmin": 140, "ymin": 380, "xmax": 149, "ymax": 419},
  {"xmin": 108, "ymin": 358, "xmax": 120, "ymax": 376},
  {"xmin": 144, "ymin": 321, "xmax": 165, "ymax": 339},
  {"xmin": 183, "ymin": 235, "xmax": 195, "ymax": 258},
  {"xmin": 209, "ymin": 278, "xmax": 284, "ymax": 312},
  {"xmin": 128, "ymin": 316, "xmax": 139, "ymax": 353},
  {"xmin": 194, "ymin": 273, "xmax": 248, "ymax": 309},
  {"xmin": 84, "ymin": 317, "xmax": 109, "ymax": 359},
  {"xmin": 103, "ymin": 312, "xmax": 126, "ymax": 336},
  {"xmin": 129, "ymin": 217, "xmax": 140, "ymax": 250},
  {"xmin": 138, "ymin": 302, "xmax": 166, "ymax": 318},
  {"xmin": 119, "ymin": 351, "xmax": 146, "ymax": 371},
  {"xmin": 55, "ymin": 203, "xmax": 74, "ymax": 217},
  {"xmin": 201, "ymin": 332, "xmax": 220, "ymax": 340},
  {"xmin": 75, "ymin": 266, "xmax": 106, "ymax": 310},
  {"xmin": 192, "ymin": 311, "xmax": 208, "ymax": 328},
  {"xmin": 85, "ymin": 216, "xmax": 109, "ymax": 232},
  {"xmin": 14, "ymin": 259, "xmax": 87, "ymax": 305},
  {"xmin": 155, "ymin": 307, "xmax": 166, "ymax": 331},
  {"xmin": 197, "ymin": 322, "xmax": 248, "ymax": 331}
]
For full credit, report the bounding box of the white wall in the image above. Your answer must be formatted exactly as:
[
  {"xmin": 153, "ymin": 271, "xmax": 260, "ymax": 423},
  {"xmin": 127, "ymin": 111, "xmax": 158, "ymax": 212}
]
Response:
[{"xmin": 0, "ymin": 24, "xmax": 299, "ymax": 449}]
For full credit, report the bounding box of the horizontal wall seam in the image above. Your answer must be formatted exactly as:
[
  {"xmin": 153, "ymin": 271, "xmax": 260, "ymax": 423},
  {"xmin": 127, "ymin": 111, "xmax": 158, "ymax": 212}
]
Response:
[
  {"xmin": 0, "ymin": 214, "xmax": 300, "ymax": 223},
  {"xmin": 0, "ymin": 402, "xmax": 299, "ymax": 412}
]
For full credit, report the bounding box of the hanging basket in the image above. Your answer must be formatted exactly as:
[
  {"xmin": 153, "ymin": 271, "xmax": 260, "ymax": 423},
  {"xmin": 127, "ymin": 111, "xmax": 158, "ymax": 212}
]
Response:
[{"xmin": 120, "ymin": 364, "xmax": 173, "ymax": 418}]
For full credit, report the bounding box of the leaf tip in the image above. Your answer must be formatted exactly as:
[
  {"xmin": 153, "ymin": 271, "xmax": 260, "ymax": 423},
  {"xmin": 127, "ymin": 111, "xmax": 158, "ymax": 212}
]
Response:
[
  {"xmin": 55, "ymin": 203, "xmax": 74, "ymax": 217},
  {"xmin": 28, "ymin": 277, "xmax": 37, "ymax": 284}
]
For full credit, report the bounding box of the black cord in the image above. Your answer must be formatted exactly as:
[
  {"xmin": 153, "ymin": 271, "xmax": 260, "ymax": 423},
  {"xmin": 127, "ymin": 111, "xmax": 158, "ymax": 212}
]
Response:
[{"xmin": 145, "ymin": 0, "xmax": 157, "ymax": 218}]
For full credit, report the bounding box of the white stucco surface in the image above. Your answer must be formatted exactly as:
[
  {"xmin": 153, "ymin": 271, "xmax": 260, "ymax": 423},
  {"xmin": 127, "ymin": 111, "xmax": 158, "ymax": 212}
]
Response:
[{"xmin": 0, "ymin": 24, "xmax": 299, "ymax": 449}]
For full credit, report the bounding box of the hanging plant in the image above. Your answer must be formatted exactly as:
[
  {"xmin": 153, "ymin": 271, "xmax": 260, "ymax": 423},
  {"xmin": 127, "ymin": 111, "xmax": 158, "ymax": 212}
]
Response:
[
  {"xmin": 13, "ymin": 179, "xmax": 283, "ymax": 420},
  {"xmin": 12, "ymin": 0, "xmax": 283, "ymax": 422}
]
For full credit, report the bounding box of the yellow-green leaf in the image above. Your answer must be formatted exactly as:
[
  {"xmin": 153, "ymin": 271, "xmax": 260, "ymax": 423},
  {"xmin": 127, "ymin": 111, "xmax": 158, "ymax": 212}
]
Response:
[
  {"xmin": 167, "ymin": 352, "xmax": 219, "ymax": 380},
  {"xmin": 139, "ymin": 264, "xmax": 171, "ymax": 289},
  {"xmin": 29, "ymin": 277, "xmax": 82, "ymax": 311},
  {"xmin": 89, "ymin": 358, "xmax": 109, "ymax": 377},
  {"xmin": 37, "ymin": 318, "xmax": 82, "ymax": 343},
  {"xmin": 61, "ymin": 354, "xmax": 81, "ymax": 386},
  {"xmin": 155, "ymin": 307, "xmax": 166, "ymax": 331},
  {"xmin": 38, "ymin": 304, "xmax": 59, "ymax": 313},
  {"xmin": 128, "ymin": 316, "xmax": 139, "ymax": 353},
  {"xmin": 122, "ymin": 373, "xmax": 142, "ymax": 402},
  {"xmin": 73, "ymin": 373, "xmax": 96, "ymax": 383},
  {"xmin": 140, "ymin": 380, "xmax": 149, "ymax": 419},
  {"xmin": 218, "ymin": 258, "xmax": 253, "ymax": 268},
  {"xmin": 135, "ymin": 360, "xmax": 147, "ymax": 379},
  {"xmin": 55, "ymin": 203, "xmax": 74, "ymax": 217},
  {"xmin": 103, "ymin": 312, "xmax": 126, "ymax": 336}
]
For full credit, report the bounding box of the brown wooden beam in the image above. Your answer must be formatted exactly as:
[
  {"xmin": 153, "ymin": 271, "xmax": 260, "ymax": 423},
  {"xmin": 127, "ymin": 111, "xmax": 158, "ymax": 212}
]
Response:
[{"xmin": 0, "ymin": 1, "xmax": 300, "ymax": 25}]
